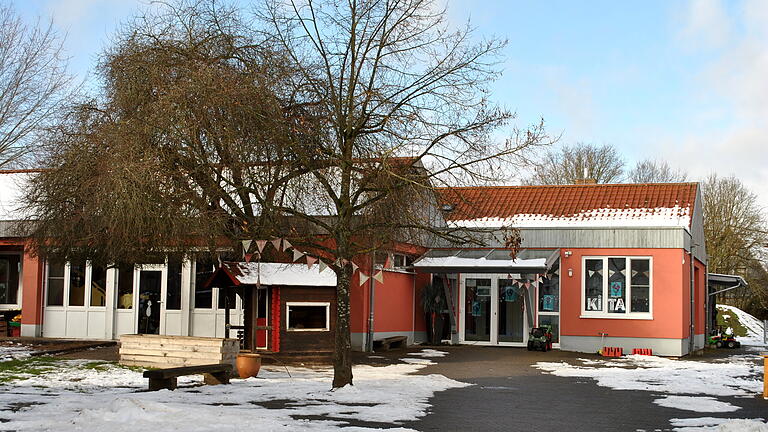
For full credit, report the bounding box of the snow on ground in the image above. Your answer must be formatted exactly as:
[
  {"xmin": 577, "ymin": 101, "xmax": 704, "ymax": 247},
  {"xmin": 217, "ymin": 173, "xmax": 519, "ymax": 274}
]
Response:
[
  {"xmin": 404, "ymin": 349, "xmax": 447, "ymax": 358},
  {"xmin": 0, "ymin": 342, "xmax": 35, "ymax": 362},
  {"xmin": 670, "ymin": 417, "xmax": 768, "ymax": 431},
  {"xmin": 718, "ymin": 304, "xmax": 766, "ymax": 347},
  {"xmin": 534, "ymin": 354, "xmax": 766, "ymax": 430},
  {"xmin": 0, "ymin": 349, "xmax": 469, "ymax": 431}
]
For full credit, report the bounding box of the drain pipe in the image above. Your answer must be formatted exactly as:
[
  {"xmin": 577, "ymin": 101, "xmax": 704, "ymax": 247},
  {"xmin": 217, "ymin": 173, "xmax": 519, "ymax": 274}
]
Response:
[
  {"xmin": 689, "ymin": 244, "xmax": 696, "ymax": 355},
  {"xmin": 366, "ymin": 251, "xmax": 376, "ymax": 352}
]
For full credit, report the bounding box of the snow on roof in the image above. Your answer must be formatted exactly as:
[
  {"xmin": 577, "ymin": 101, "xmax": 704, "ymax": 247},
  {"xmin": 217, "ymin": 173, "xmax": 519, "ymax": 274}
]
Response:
[
  {"xmin": 413, "ymin": 255, "xmax": 547, "ymax": 272},
  {"xmin": 0, "ymin": 171, "xmax": 31, "ymax": 221},
  {"xmin": 222, "ymin": 262, "xmax": 337, "ymax": 287},
  {"xmin": 438, "ymin": 183, "xmax": 697, "ymax": 229}
]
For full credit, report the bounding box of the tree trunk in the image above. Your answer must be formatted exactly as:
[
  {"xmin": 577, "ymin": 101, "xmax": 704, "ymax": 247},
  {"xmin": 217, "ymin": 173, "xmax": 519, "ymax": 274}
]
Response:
[{"xmin": 333, "ymin": 264, "xmax": 354, "ymax": 388}]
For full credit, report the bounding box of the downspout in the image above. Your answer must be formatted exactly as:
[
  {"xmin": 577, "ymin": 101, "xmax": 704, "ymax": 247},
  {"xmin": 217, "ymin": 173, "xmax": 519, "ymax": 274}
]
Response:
[
  {"xmin": 366, "ymin": 251, "xmax": 376, "ymax": 352},
  {"xmin": 689, "ymin": 243, "xmax": 696, "ymax": 355},
  {"xmin": 704, "ymin": 263, "xmax": 710, "ymax": 340}
]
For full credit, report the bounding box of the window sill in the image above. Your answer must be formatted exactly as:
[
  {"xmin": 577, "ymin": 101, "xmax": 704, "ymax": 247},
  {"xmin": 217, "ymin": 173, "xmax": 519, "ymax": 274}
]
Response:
[{"xmin": 579, "ymin": 314, "xmax": 653, "ymax": 320}]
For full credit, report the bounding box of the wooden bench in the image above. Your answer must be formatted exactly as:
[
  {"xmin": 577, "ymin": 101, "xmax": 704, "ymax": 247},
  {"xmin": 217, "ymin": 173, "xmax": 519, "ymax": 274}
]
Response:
[
  {"xmin": 143, "ymin": 363, "xmax": 233, "ymax": 391},
  {"xmin": 373, "ymin": 336, "xmax": 407, "ymax": 352}
]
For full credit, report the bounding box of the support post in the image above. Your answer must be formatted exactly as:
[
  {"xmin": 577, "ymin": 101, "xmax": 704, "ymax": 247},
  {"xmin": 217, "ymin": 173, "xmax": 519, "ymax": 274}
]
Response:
[{"xmin": 366, "ymin": 251, "xmax": 376, "ymax": 352}]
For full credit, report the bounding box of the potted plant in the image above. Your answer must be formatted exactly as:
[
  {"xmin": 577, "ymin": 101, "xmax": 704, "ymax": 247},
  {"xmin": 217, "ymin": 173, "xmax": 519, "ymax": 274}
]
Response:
[{"xmin": 421, "ymin": 281, "xmax": 447, "ymax": 344}]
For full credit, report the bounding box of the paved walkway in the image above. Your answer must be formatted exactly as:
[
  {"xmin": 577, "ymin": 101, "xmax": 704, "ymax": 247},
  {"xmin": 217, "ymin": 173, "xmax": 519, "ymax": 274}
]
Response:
[{"xmin": 403, "ymin": 346, "xmax": 767, "ymax": 432}]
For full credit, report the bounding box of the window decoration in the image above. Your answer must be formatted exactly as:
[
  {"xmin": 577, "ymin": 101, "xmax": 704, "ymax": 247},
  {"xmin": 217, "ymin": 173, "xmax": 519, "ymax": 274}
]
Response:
[{"xmin": 582, "ymin": 257, "xmax": 651, "ymax": 317}]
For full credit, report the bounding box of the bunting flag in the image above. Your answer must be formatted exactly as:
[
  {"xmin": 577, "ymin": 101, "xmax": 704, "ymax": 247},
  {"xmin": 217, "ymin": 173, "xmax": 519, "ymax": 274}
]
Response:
[
  {"xmin": 270, "ymin": 238, "xmax": 282, "ymax": 251},
  {"xmin": 588, "ymin": 270, "xmax": 595, "ymax": 277},
  {"xmin": 373, "ymin": 271, "xmax": 384, "ymax": 283},
  {"xmin": 524, "ymin": 282, "xmax": 531, "ymax": 289},
  {"xmin": 553, "ymin": 268, "xmax": 560, "ymax": 276},
  {"xmin": 293, "ymin": 249, "xmax": 305, "ymax": 262},
  {"xmin": 318, "ymin": 260, "xmax": 328, "ymax": 273},
  {"xmin": 384, "ymin": 254, "xmax": 392, "ymax": 269},
  {"xmin": 282, "ymin": 240, "xmax": 293, "ymax": 251},
  {"xmin": 608, "ymin": 269, "xmax": 615, "ymax": 277},
  {"xmin": 632, "ymin": 269, "xmax": 638, "ymax": 277},
  {"xmin": 351, "ymin": 262, "xmax": 359, "ymax": 273},
  {"xmin": 620, "ymin": 269, "xmax": 626, "ymax": 276},
  {"xmin": 359, "ymin": 272, "xmax": 369, "ymax": 286},
  {"xmin": 241, "ymin": 240, "xmax": 252, "ymax": 254},
  {"xmin": 255, "ymin": 240, "xmax": 268, "ymax": 253},
  {"xmin": 244, "ymin": 253, "xmax": 253, "ymax": 263},
  {"xmin": 306, "ymin": 256, "xmax": 317, "ymax": 269}
]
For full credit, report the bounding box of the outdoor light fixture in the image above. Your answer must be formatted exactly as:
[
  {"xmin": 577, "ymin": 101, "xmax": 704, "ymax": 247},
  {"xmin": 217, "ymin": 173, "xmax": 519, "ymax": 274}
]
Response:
[
  {"xmin": 568, "ymin": 268, "xmax": 573, "ymax": 277},
  {"xmin": 564, "ymin": 250, "xmax": 572, "ymax": 257}
]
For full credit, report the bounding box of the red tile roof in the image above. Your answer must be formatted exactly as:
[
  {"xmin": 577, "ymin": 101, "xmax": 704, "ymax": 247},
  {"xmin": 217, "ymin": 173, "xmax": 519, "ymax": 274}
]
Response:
[{"xmin": 437, "ymin": 183, "xmax": 698, "ymax": 227}]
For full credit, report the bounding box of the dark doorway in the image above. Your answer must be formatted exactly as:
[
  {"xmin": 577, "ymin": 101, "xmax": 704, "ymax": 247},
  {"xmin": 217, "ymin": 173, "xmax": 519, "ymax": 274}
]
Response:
[{"xmin": 138, "ymin": 270, "xmax": 162, "ymax": 334}]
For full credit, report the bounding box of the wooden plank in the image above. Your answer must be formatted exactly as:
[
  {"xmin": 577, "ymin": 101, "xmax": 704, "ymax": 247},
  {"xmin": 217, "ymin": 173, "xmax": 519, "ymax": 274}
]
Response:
[
  {"xmin": 120, "ymin": 354, "xmax": 224, "ymax": 367},
  {"xmin": 119, "ymin": 348, "xmax": 233, "ymax": 360},
  {"xmin": 120, "ymin": 334, "xmax": 237, "ymax": 346},
  {"xmin": 143, "ymin": 363, "xmax": 231, "ymax": 379},
  {"xmin": 119, "ymin": 342, "xmax": 234, "ymax": 354}
]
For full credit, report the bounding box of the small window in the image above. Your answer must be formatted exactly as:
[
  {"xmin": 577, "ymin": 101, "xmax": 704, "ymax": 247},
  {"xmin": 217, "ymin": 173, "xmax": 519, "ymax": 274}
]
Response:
[
  {"xmin": 194, "ymin": 257, "xmax": 214, "ymax": 309},
  {"xmin": 166, "ymin": 257, "xmax": 182, "ymax": 310},
  {"xmin": 286, "ymin": 302, "xmax": 330, "ymax": 331},
  {"xmin": 68, "ymin": 262, "xmax": 86, "ymax": 306},
  {"xmin": 46, "ymin": 261, "xmax": 65, "ymax": 306},
  {"xmin": 117, "ymin": 264, "xmax": 134, "ymax": 309},
  {"xmin": 90, "ymin": 265, "xmax": 107, "ymax": 307}
]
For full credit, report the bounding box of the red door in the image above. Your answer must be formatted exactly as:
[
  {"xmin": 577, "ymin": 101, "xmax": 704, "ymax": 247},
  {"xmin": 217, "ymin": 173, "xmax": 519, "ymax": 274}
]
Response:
[{"xmin": 256, "ymin": 288, "xmax": 269, "ymax": 349}]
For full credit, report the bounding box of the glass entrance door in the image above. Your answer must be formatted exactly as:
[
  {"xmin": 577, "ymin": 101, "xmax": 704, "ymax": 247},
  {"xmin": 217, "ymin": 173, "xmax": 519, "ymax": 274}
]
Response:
[
  {"xmin": 464, "ymin": 278, "xmax": 492, "ymax": 342},
  {"xmin": 461, "ymin": 275, "xmax": 530, "ymax": 346},
  {"xmin": 137, "ymin": 269, "xmax": 164, "ymax": 334}
]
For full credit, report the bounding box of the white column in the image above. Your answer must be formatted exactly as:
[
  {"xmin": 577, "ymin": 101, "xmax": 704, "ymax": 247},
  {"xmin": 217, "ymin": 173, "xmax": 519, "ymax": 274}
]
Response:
[
  {"xmin": 104, "ymin": 267, "xmax": 116, "ymax": 339},
  {"xmin": 180, "ymin": 257, "xmax": 192, "ymax": 336}
]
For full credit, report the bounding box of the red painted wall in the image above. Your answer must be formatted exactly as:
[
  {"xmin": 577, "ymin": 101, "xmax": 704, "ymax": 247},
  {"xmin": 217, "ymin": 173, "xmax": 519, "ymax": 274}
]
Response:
[
  {"xmin": 560, "ymin": 248, "xmax": 688, "ymax": 339},
  {"xmin": 694, "ymin": 259, "xmax": 706, "ymax": 335}
]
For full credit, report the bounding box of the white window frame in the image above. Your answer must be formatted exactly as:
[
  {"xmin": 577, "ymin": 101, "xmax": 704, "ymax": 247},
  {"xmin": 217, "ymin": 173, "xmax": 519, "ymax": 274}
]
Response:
[
  {"xmin": 286, "ymin": 302, "xmax": 330, "ymax": 332},
  {"xmin": 44, "ymin": 260, "xmax": 108, "ymax": 310},
  {"xmin": 580, "ymin": 256, "xmax": 653, "ymax": 320}
]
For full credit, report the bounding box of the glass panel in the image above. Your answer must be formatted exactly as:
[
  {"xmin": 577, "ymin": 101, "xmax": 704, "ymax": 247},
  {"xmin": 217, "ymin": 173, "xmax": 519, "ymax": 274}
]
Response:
[
  {"xmin": 68, "ymin": 262, "xmax": 86, "ymax": 306},
  {"xmin": 607, "ymin": 258, "xmax": 627, "ymax": 314},
  {"xmin": 539, "ymin": 263, "xmax": 560, "ymax": 312},
  {"xmin": 194, "ymin": 257, "xmax": 214, "ymax": 309},
  {"xmin": 584, "ymin": 259, "xmax": 603, "ymax": 312},
  {"xmin": 166, "ymin": 258, "xmax": 182, "ymax": 310},
  {"xmin": 46, "ymin": 261, "xmax": 65, "ymax": 306},
  {"xmin": 538, "ymin": 315, "xmax": 560, "ymax": 343},
  {"xmin": 498, "ymin": 279, "xmax": 524, "ymax": 343},
  {"xmin": 0, "ymin": 259, "xmax": 7, "ymax": 304},
  {"xmin": 138, "ymin": 270, "xmax": 162, "ymax": 334},
  {"xmin": 117, "ymin": 264, "xmax": 134, "ymax": 309},
  {"xmin": 89, "ymin": 265, "xmax": 107, "ymax": 307},
  {"xmin": 287, "ymin": 305, "xmax": 328, "ymax": 330},
  {"xmin": 464, "ymin": 278, "xmax": 491, "ymax": 342},
  {"xmin": 631, "ymin": 259, "xmax": 651, "ymax": 312}
]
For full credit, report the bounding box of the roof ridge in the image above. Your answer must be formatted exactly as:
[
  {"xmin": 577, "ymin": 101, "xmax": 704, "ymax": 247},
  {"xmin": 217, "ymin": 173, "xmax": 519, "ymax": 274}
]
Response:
[{"xmin": 436, "ymin": 182, "xmax": 698, "ymax": 191}]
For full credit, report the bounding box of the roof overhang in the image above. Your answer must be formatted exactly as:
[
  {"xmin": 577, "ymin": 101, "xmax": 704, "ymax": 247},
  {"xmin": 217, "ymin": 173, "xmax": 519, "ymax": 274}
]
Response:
[
  {"xmin": 412, "ymin": 248, "xmax": 558, "ymax": 274},
  {"xmin": 205, "ymin": 261, "xmax": 337, "ymax": 288}
]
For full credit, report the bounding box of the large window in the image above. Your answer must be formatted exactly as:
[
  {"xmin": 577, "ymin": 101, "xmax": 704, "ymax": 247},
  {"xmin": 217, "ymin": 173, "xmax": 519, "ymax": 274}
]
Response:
[
  {"xmin": 582, "ymin": 257, "xmax": 651, "ymax": 317},
  {"xmin": 286, "ymin": 302, "xmax": 330, "ymax": 331},
  {"xmin": 166, "ymin": 257, "xmax": 183, "ymax": 310},
  {"xmin": 194, "ymin": 257, "xmax": 215, "ymax": 309},
  {"xmin": 90, "ymin": 265, "xmax": 107, "ymax": 307},
  {"xmin": 0, "ymin": 255, "xmax": 20, "ymax": 305},
  {"xmin": 117, "ymin": 264, "xmax": 134, "ymax": 309}
]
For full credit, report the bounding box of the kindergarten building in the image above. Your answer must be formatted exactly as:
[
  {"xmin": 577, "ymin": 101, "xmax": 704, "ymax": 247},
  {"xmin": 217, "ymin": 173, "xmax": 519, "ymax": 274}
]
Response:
[{"xmin": 0, "ymin": 170, "xmax": 707, "ymax": 356}]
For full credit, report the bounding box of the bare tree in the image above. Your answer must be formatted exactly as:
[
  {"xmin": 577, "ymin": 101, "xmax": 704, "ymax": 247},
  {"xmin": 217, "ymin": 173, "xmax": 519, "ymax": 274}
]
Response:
[
  {"xmin": 701, "ymin": 174, "xmax": 768, "ymax": 313},
  {"xmin": 0, "ymin": 5, "xmax": 72, "ymax": 168},
  {"xmin": 526, "ymin": 142, "xmax": 624, "ymax": 185},
  {"xmin": 24, "ymin": 0, "xmax": 550, "ymax": 388},
  {"xmin": 627, "ymin": 159, "xmax": 687, "ymax": 183}
]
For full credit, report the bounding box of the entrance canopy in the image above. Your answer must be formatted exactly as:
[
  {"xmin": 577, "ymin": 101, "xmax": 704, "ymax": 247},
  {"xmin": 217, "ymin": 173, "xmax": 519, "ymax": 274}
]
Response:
[
  {"xmin": 207, "ymin": 262, "xmax": 337, "ymax": 288},
  {"xmin": 412, "ymin": 249, "xmax": 559, "ymax": 274}
]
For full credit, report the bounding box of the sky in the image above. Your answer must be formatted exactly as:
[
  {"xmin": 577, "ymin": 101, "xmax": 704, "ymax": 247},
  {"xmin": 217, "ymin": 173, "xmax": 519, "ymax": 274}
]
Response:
[{"xmin": 13, "ymin": 0, "xmax": 768, "ymax": 207}]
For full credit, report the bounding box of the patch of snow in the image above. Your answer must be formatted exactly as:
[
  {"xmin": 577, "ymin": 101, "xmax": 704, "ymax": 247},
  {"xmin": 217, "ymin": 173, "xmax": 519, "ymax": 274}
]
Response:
[
  {"xmin": 669, "ymin": 417, "xmax": 768, "ymax": 431},
  {"xmin": 653, "ymin": 396, "xmax": 739, "ymax": 413},
  {"xmin": 717, "ymin": 305, "xmax": 766, "ymax": 346},
  {"xmin": 0, "ymin": 355, "xmax": 469, "ymax": 431},
  {"xmin": 407, "ymin": 349, "xmax": 448, "ymax": 358},
  {"xmin": 227, "ymin": 262, "xmax": 337, "ymax": 287},
  {"xmin": 448, "ymin": 205, "xmax": 691, "ymax": 229},
  {"xmin": 534, "ymin": 354, "xmax": 762, "ymax": 398},
  {"xmin": 0, "ymin": 344, "xmax": 35, "ymax": 362},
  {"xmin": 413, "ymin": 255, "xmax": 546, "ymax": 271}
]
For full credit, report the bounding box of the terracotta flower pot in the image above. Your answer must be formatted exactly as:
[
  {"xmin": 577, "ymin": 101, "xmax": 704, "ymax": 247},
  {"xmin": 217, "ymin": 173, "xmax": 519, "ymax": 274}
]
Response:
[{"xmin": 236, "ymin": 353, "xmax": 261, "ymax": 378}]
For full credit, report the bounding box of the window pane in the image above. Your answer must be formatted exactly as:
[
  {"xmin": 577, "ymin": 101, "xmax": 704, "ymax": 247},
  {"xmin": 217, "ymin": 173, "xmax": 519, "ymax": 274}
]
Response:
[
  {"xmin": 48, "ymin": 261, "xmax": 65, "ymax": 278},
  {"xmin": 498, "ymin": 279, "xmax": 524, "ymax": 343},
  {"xmin": 631, "ymin": 259, "xmax": 650, "ymax": 286},
  {"xmin": 47, "ymin": 279, "xmax": 64, "ymax": 306},
  {"xmin": 68, "ymin": 263, "xmax": 86, "ymax": 306},
  {"xmin": 539, "ymin": 263, "xmax": 559, "ymax": 312},
  {"xmin": 117, "ymin": 265, "xmax": 134, "ymax": 309},
  {"xmin": 194, "ymin": 257, "xmax": 214, "ymax": 309},
  {"xmin": 166, "ymin": 258, "xmax": 182, "ymax": 310},
  {"xmin": 607, "ymin": 258, "xmax": 627, "ymax": 314},
  {"xmin": 287, "ymin": 304, "xmax": 328, "ymax": 330},
  {"xmin": 538, "ymin": 315, "xmax": 559, "ymax": 343},
  {"xmin": 90, "ymin": 265, "xmax": 107, "ymax": 307},
  {"xmin": 0, "ymin": 256, "xmax": 17, "ymax": 304},
  {"xmin": 631, "ymin": 259, "xmax": 651, "ymax": 313},
  {"xmin": 584, "ymin": 259, "xmax": 603, "ymax": 312},
  {"xmin": 0, "ymin": 259, "xmax": 8, "ymax": 304}
]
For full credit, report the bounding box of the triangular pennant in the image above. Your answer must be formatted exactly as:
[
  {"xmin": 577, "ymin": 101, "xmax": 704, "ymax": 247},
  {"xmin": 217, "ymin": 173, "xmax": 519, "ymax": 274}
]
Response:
[
  {"xmin": 270, "ymin": 238, "xmax": 282, "ymax": 251},
  {"xmin": 318, "ymin": 260, "xmax": 328, "ymax": 273},
  {"xmin": 373, "ymin": 271, "xmax": 384, "ymax": 283},
  {"xmin": 255, "ymin": 240, "xmax": 267, "ymax": 253},
  {"xmin": 293, "ymin": 249, "xmax": 305, "ymax": 261},
  {"xmin": 643, "ymin": 271, "xmax": 650, "ymax": 277},
  {"xmin": 282, "ymin": 240, "xmax": 293, "ymax": 251},
  {"xmin": 619, "ymin": 269, "xmax": 626, "ymax": 275},
  {"xmin": 524, "ymin": 282, "xmax": 531, "ymax": 289},
  {"xmin": 241, "ymin": 239, "xmax": 252, "ymax": 254},
  {"xmin": 596, "ymin": 269, "xmax": 603, "ymax": 275},
  {"xmin": 351, "ymin": 262, "xmax": 359, "ymax": 273},
  {"xmin": 244, "ymin": 253, "xmax": 253, "ymax": 263},
  {"xmin": 632, "ymin": 270, "xmax": 638, "ymax": 277},
  {"xmin": 306, "ymin": 256, "xmax": 317, "ymax": 269},
  {"xmin": 384, "ymin": 254, "xmax": 392, "ymax": 269},
  {"xmin": 588, "ymin": 270, "xmax": 595, "ymax": 277},
  {"xmin": 359, "ymin": 272, "xmax": 369, "ymax": 286}
]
